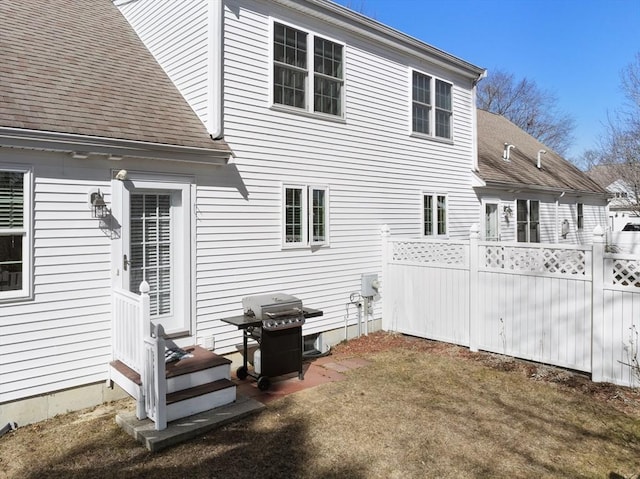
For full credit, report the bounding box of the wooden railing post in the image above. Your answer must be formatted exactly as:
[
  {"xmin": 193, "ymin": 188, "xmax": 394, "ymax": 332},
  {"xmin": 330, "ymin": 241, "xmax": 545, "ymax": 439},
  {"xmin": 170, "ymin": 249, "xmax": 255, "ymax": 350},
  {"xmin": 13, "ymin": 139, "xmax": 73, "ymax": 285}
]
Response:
[
  {"xmin": 380, "ymin": 224, "xmax": 392, "ymax": 331},
  {"xmin": 591, "ymin": 226, "xmax": 605, "ymax": 383},
  {"xmin": 469, "ymin": 224, "xmax": 480, "ymax": 352}
]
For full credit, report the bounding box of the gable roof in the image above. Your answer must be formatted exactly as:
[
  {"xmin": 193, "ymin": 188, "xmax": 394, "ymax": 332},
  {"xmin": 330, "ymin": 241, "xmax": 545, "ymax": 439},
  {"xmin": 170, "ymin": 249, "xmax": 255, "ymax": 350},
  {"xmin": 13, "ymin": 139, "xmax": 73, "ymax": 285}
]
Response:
[
  {"xmin": 476, "ymin": 109, "xmax": 606, "ymax": 195},
  {"xmin": 0, "ymin": 0, "xmax": 229, "ymax": 157}
]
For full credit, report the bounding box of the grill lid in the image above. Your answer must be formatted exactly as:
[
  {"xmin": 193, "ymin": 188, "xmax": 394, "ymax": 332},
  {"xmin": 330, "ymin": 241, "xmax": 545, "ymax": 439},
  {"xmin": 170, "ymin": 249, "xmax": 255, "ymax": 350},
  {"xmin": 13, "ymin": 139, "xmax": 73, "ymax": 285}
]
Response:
[{"xmin": 242, "ymin": 293, "xmax": 303, "ymax": 320}]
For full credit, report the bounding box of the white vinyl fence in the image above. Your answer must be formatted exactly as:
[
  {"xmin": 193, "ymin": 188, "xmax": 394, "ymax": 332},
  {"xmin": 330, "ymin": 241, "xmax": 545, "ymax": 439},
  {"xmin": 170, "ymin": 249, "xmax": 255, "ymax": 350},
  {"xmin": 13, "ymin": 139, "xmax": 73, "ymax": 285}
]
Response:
[
  {"xmin": 111, "ymin": 281, "xmax": 167, "ymax": 430},
  {"xmin": 381, "ymin": 225, "xmax": 640, "ymax": 388}
]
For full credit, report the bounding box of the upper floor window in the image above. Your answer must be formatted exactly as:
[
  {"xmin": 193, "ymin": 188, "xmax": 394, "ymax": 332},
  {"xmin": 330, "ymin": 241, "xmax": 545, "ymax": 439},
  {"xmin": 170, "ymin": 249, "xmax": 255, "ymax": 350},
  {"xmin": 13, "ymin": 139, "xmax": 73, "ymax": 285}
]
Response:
[
  {"xmin": 423, "ymin": 193, "xmax": 447, "ymax": 236},
  {"xmin": 283, "ymin": 185, "xmax": 329, "ymax": 247},
  {"xmin": 516, "ymin": 199, "xmax": 540, "ymax": 243},
  {"xmin": 412, "ymin": 70, "xmax": 452, "ymax": 140},
  {"xmin": 0, "ymin": 168, "xmax": 31, "ymax": 300},
  {"xmin": 273, "ymin": 22, "xmax": 343, "ymax": 117}
]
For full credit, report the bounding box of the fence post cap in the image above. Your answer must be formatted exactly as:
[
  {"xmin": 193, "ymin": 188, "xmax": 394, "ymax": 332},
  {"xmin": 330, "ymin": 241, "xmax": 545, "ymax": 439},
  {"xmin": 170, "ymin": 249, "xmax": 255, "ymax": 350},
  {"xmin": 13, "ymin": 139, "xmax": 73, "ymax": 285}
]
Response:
[
  {"xmin": 380, "ymin": 224, "xmax": 390, "ymax": 236},
  {"xmin": 592, "ymin": 225, "xmax": 605, "ymax": 241},
  {"xmin": 139, "ymin": 281, "xmax": 150, "ymax": 294},
  {"xmin": 469, "ymin": 223, "xmax": 480, "ymax": 239}
]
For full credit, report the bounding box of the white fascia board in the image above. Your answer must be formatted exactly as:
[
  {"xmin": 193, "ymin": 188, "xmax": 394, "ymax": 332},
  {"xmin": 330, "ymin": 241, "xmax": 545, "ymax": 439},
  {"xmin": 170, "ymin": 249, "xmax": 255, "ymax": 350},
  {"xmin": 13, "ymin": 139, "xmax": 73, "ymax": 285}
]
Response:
[
  {"xmin": 480, "ymin": 179, "xmax": 609, "ymax": 199},
  {"xmin": 471, "ymin": 170, "xmax": 486, "ymax": 188},
  {"xmin": 273, "ymin": 0, "xmax": 486, "ymax": 81},
  {"xmin": 0, "ymin": 128, "xmax": 231, "ymax": 165}
]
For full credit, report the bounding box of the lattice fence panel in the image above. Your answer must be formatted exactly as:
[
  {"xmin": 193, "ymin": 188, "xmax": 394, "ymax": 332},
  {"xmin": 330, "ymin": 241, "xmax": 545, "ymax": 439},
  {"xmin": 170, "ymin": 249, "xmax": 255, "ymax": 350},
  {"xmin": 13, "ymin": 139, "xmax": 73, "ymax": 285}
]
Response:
[
  {"xmin": 392, "ymin": 241, "xmax": 466, "ymax": 265},
  {"xmin": 611, "ymin": 258, "xmax": 640, "ymax": 287},
  {"xmin": 484, "ymin": 245, "xmax": 587, "ymax": 275}
]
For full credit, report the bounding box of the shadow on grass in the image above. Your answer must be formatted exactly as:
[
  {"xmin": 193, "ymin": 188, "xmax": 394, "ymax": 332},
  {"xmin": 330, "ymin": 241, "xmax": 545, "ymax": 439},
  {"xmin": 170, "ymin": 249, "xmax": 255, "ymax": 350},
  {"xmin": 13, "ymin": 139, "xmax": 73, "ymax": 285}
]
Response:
[{"xmin": 19, "ymin": 400, "xmax": 368, "ymax": 479}]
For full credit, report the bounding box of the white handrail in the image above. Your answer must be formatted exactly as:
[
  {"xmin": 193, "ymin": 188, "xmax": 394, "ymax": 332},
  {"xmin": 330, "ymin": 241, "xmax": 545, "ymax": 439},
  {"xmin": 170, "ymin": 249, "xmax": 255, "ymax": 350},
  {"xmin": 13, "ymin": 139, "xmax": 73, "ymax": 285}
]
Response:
[
  {"xmin": 112, "ymin": 282, "xmax": 150, "ymax": 373},
  {"xmin": 112, "ymin": 281, "xmax": 168, "ymax": 430},
  {"xmin": 143, "ymin": 323, "xmax": 167, "ymax": 430},
  {"xmin": 112, "ymin": 287, "xmax": 145, "ymax": 373}
]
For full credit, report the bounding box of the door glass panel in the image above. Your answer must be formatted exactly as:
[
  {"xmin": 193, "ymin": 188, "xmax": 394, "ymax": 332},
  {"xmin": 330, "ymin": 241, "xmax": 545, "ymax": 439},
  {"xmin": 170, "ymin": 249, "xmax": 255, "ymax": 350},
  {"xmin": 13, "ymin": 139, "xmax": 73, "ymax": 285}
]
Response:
[
  {"xmin": 485, "ymin": 203, "xmax": 498, "ymax": 241},
  {"xmin": 130, "ymin": 193, "xmax": 172, "ymax": 317}
]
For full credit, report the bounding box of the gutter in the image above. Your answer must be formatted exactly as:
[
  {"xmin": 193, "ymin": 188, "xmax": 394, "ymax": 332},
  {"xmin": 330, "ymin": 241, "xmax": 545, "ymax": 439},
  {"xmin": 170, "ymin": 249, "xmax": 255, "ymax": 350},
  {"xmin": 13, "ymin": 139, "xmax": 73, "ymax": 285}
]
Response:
[
  {"xmin": 0, "ymin": 128, "xmax": 231, "ymax": 165},
  {"xmin": 477, "ymin": 179, "xmax": 608, "ymax": 198}
]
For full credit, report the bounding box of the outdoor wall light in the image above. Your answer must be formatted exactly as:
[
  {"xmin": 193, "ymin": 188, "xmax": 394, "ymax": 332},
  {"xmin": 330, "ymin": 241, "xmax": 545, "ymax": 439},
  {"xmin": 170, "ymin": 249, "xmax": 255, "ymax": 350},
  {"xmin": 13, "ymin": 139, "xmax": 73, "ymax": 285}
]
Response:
[
  {"xmin": 503, "ymin": 205, "xmax": 513, "ymax": 218},
  {"xmin": 90, "ymin": 189, "xmax": 111, "ymax": 219}
]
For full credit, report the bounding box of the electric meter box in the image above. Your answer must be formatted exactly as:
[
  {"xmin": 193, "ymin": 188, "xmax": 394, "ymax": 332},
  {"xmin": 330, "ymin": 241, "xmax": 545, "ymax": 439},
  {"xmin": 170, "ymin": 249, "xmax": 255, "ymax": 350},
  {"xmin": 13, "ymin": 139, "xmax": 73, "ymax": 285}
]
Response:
[{"xmin": 361, "ymin": 273, "xmax": 379, "ymax": 297}]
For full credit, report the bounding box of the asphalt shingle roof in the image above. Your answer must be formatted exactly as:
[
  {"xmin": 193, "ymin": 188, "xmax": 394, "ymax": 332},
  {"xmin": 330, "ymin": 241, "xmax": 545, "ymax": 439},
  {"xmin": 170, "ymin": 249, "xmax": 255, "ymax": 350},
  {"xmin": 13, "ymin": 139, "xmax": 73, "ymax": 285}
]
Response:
[
  {"xmin": 477, "ymin": 109, "xmax": 606, "ymax": 195},
  {"xmin": 0, "ymin": 0, "xmax": 228, "ymax": 153}
]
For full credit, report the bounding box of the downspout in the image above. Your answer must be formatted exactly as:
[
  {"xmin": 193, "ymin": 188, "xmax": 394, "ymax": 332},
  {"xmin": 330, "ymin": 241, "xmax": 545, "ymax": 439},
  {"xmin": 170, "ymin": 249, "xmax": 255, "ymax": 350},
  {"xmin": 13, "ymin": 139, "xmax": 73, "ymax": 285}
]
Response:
[
  {"xmin": 555, "ymin": 191, "xmax": 565, "ymax": 242},
  {"xmin": 471, "ymin": 70, "xmax": 487, "ymax": 172},
  {"xmin": 208, "ymin": 0, "xmax": 224, "ymax": 140}
]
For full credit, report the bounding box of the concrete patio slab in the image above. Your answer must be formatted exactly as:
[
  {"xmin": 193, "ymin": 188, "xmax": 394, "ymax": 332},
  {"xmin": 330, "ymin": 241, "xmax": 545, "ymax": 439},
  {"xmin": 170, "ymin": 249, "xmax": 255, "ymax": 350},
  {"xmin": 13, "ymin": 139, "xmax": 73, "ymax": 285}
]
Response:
[{"xmin": 116, "ymin": 394, "xmax": 264, "ymax": 452}]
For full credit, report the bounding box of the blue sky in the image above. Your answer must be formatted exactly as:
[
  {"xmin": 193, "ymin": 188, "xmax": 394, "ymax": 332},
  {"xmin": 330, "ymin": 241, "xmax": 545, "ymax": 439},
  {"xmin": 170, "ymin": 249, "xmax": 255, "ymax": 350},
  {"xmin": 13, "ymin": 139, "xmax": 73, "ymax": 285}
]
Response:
[{"xmin": 334, "ymin": 0, "xmax": 640, "ymax": 164}]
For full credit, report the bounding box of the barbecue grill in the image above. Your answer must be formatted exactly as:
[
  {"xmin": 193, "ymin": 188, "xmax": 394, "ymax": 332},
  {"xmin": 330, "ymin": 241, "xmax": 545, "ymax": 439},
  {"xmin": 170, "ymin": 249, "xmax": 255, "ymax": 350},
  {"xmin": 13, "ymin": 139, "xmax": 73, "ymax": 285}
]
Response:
[{"xmin": 220, "ymin": 293, "xmax": 323, "ymax": 390}]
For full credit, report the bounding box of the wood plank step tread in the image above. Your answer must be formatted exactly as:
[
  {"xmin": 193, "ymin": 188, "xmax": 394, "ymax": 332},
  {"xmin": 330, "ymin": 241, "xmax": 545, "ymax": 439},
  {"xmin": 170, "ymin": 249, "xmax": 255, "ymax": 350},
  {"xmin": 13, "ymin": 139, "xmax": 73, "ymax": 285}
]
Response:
[
  {"xmin": 110, "ymin": 360, "xmax": 141, "ymax": 385},
  {"xmin": 166, "ymin": 378, "xmax": 235, "ymax": 405},
  {"xmin": 165, "ymin": 345, "xmax": 231, "ymax": 379}
]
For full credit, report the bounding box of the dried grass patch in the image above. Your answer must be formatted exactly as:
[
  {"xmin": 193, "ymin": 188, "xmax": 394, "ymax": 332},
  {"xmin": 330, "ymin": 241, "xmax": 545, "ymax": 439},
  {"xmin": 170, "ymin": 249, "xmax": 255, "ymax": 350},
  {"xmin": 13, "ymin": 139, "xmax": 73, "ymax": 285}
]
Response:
[{"xmin": 1, "ymin": 332, "xmax": 639, "ymax": 478}]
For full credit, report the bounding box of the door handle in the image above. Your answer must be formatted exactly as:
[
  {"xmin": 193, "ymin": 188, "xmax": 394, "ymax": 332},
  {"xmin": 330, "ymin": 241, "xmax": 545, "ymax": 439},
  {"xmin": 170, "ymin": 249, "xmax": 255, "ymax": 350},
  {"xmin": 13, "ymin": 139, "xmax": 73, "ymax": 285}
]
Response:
[{"xmin": 123, "ymin": 254, "xmax": 130, "ymax": 271}]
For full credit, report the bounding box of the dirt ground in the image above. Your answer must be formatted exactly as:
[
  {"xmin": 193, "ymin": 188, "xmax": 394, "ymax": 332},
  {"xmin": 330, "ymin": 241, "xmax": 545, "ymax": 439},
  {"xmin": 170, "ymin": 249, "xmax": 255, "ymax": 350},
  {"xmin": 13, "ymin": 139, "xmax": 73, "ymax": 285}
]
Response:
[{"xmin": 1, "ymin": 332, "xmax": 639, "ymax": 479}]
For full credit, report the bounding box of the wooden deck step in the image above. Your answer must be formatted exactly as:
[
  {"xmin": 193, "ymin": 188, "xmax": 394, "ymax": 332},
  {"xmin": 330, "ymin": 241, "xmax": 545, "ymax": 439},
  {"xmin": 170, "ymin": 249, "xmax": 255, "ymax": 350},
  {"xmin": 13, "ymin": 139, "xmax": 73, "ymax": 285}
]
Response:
[
  {"xmin": 166, "ymin": 378, "xmax": 235, "ymax": 405},
  {"xmin": 165, "ymin": 345, "xmax": 231, "ymax": 379},
  {"xmin": 110, "ymin": 346, "xmax": 231, "ymax": 385},
  {"xmin": 110, "ymin": 359, "xmax": 141, "ymax": 385},
  {"xmin": 165, "ymin": 378, "xmax": 237, "ymax": 422}
]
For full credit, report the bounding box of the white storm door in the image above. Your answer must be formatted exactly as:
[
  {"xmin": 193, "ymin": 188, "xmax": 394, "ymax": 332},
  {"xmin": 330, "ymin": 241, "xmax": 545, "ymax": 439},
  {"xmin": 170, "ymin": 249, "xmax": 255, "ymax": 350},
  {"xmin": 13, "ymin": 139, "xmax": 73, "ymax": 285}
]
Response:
[{"xmin": 119, "ymin": 179, "xmax": 192, "ymax": 337}]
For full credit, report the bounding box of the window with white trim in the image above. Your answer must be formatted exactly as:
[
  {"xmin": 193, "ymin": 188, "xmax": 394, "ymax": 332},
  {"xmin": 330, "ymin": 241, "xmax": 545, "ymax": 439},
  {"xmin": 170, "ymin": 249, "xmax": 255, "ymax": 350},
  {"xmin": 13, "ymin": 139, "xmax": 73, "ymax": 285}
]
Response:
[
  {"xmin": 273, "ymin": 21, "xmax": 344, "ymax": 116},
  {"xmin": 516, "ymin": 199, "xmax": 540, "ymax": 242},
  {"xmin": 412, "ymin": 70, "xmax": 452, "ymax": 139},
  {"xmin": 0, "ymin": 168, "xmax": 31, "ymax": 299},
  {"xmin": 423, "ymin": 193, "xmax": 447, "ymax": 236},
  {"xmin": 283, "ymin": 185, "xmax": 328, "ymax": 246}
]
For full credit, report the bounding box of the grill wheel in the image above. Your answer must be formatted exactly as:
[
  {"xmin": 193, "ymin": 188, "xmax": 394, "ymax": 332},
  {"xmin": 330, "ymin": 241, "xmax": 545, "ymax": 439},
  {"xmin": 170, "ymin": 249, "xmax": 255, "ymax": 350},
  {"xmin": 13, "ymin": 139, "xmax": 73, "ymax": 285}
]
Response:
[{"xmin": 257, "ymin": 376, "xmax": 271, "ymax": 391}]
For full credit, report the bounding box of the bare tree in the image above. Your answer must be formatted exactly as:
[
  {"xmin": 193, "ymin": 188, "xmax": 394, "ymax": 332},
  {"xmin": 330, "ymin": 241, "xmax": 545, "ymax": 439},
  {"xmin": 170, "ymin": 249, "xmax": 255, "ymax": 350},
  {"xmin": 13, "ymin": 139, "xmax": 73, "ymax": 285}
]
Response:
[
  {"xmin": 477, "ymin": 69, "xmax": 576, "ymax": 156},
  {"xmin": 585, "ymin": 53, "xmax": 640, "ymax": 216}
]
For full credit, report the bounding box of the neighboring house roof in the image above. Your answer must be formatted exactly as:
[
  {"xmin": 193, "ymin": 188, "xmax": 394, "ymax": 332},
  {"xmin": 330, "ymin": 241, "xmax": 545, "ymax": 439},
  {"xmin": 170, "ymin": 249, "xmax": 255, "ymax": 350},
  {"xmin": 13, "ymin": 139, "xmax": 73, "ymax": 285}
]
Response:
[
  {"xmin": 476, "ymin": 109, "xmax": 606, "ymax": 195},
  {"xmin": 0, "ymin": 0, "xmax": 229, "ymax": 156}
]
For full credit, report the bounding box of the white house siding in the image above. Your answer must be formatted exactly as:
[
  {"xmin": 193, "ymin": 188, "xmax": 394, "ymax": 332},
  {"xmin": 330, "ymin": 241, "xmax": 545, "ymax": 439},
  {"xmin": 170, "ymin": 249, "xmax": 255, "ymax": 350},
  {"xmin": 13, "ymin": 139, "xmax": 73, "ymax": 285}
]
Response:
[
  {"xmin": 477, "ymin": 189, "xmax": 607, "ymax": 245},
  {"xmin": 115, "ymin": 0, "xmax": 481, "ymax": 352},
  {"xmin": 116, "ymin": 0, "xmax": 210, "ymax": 125},
  {"xmin": 192, "ymin": 0, "xmax": 480, "ymax": 351},
  {"xmin": 0, "ymin": 149, "xmax": 112, "ymax": 403}
]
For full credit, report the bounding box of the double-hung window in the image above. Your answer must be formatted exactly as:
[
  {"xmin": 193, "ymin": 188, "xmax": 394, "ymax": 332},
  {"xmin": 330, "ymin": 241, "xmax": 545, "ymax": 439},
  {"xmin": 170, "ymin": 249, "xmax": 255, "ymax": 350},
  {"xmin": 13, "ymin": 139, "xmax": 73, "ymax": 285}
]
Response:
[
  {"xmin": 423, "ymin": 193, "xmax": 447, "ymax": 236},
  {"xmin": 273, "ymin": 21, "xmax": 344, "ymax": 117},
  {"xmin": 412, "ymin": 70, "xmax": 453, "ymax": 140},
  {"xmin": 516, "ymin": 199, "xmax": 540, "ymax": 243},
  {"xmin": 283, "ymin": 185, "xmax": 329, "ymax": 246},
  {"xmin": 0, "ymin": 168, "xmax": 31, "ymax": 300}
]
